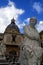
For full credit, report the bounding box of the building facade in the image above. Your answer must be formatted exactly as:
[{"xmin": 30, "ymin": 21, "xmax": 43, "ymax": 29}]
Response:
[{"xmin": 0, "ymin": 18, "xmax": 24, "ymax": 65}]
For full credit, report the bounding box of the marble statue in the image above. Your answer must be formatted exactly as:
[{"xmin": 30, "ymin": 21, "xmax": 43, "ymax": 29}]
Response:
[{"xmin": 19, "ymin": 17, "xmax": 42, "ymax": 65}]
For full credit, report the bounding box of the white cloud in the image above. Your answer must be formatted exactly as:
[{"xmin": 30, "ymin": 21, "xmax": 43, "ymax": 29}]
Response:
[
  {"xmin": 18, "ymin": 18, "xmax": 30, "ymax": 29},
  {"xmin": 24, "ymin": 18, "xmax": 30, "ymax": 25},
  {"xmin": 0, "ymin": 1, "xmax": 25, "ymax": 33},
  {"xmin": 16, "ymin": 21, "xmax": 26, "ymax": 29},
  {"xmin": 36, "ymin": 21, "xmax": 43, "ymax": 32},
  {"xmin": 25, "ymin": 18, "xmax": 30, "ymax": 22},
  {"xmin": 33, "ymin": 2, "xmax": 43, "ymax": 13}
]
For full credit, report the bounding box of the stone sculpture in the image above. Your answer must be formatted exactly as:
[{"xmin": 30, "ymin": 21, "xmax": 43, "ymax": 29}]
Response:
[{"xmin": 19, "ymin": 17, "xmax": 42, "ymax": 65}]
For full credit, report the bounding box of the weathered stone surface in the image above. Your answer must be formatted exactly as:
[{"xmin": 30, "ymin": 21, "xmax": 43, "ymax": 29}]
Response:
[{"xmin": 19, "ymin": 17, "xmax": 43, "ymax": 65}]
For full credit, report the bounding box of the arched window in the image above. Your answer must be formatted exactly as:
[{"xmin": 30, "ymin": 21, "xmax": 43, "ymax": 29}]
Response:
[
  {"xmin": 41, "ymin": 43, "xmax": 43, "ymax": 48},
  {"xmin": 12, "ymin": 35, "xmax": 16, "ymax": 42}
]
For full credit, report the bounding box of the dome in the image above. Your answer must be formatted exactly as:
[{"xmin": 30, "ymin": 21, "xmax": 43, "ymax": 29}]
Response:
[{"xmin": 5, "ymin": 18, "xmax": 20, "ymax": 34}]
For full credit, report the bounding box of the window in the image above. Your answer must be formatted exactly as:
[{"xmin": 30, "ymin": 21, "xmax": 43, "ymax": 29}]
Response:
[
  {"xmin": 41, "ymin": 43, "xmax": 43, "ymax": 48},
  {"xmin": 0, "ymin": 38, "xmax": 2, "ymax": 41},
  {"xmin": 12, "ymin": 35, "xmax": 16, "ymax": 42}
]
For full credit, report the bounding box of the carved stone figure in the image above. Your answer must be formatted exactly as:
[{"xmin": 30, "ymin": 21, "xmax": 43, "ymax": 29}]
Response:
[{"xmin": 19, "ymin": 17, "xmax": 42, "ymax": 65}]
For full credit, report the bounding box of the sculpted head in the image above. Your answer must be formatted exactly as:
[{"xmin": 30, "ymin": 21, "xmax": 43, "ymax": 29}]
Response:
[
  {"xmin": 30, "ymin": 17, "xmax": 37, "ymax": 27},
  {"xmin": 24, "ymin": 17, "xmax": 37, "ymax": 35}
]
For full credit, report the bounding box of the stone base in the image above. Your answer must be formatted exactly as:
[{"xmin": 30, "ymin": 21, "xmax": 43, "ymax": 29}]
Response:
[
  {"xmin": 0, "ymin": 55, "xmax": 9, "ymax": 65},
  {"xmin": 0, "ymin": 55, "xmax": 20, "ymax": 65}
]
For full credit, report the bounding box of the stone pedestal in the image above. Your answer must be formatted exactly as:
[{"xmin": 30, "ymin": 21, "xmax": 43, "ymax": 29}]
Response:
[{"xmin": 0, "ymin": 55, "xmax": 9, "ymax": 65}]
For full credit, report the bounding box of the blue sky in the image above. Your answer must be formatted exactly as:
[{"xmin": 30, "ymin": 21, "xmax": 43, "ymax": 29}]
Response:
[{"xmin": 0, "ymin": 0, "xmax": 43, "ymax": 33}]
